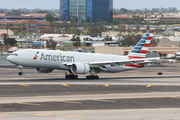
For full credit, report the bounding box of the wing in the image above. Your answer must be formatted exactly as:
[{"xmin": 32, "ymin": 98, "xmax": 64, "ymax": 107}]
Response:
[
  {"xmin": 88, "ymin": 59, "xmax": 145, "ymax": 67},
  {"xmin": 88, "ymin": 57, "xmax": 160, "ymax": 68},
  {"xmin": 63, "ymin": 59, "xmax": 144, "ymax": 67},
  {"xmin": 64, "ymin": 57, "xmax": 160, "ymax": 66}
]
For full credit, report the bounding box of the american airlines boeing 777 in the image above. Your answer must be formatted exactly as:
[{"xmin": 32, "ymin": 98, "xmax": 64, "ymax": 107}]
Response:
[{"xmin": 7, "ymin": 30, "xmax": 159, "ymax": 79}]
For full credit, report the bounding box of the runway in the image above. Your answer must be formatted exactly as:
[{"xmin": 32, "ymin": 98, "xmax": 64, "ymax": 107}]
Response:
[
  {"xmin": 0, "ymin": 92, "xmax": 180, "ymax": 112},
  {"xmin": 0, "ymin": 63, "xmax": 180, "ymax": 119},
  {"xmin": 1, "ymin": 63, "xmax": 180, "ymax": 85},
  {"xmin": 1, "ymin": 109, "xmax": 180, "ymax": 120},
  {"xmin": 0, "ymin": 84, "xmax": 180, "ymax": 97},
  {"xmin": 1, "ymin": 75, "xmax": 180, "ymax": 86}
]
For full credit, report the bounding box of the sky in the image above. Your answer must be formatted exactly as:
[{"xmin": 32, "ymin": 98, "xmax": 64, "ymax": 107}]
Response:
[{"xmin": 0, "ymin": 0, "xmax": 180, "ymax": 10}]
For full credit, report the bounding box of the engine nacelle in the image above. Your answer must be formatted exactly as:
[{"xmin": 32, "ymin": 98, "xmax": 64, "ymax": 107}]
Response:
[
  {"xmin": 35, "ymin": 68, "xmax": 54, "ymax": 73},
  {"xmin": 71, "ymin": 63, "xmax": 90, "ymax": 74}
]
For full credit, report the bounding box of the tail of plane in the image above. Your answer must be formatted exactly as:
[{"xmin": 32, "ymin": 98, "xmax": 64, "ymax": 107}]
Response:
[{"xmin": 128, "ymin": 30, "xmax": 154, "ymax": 59}]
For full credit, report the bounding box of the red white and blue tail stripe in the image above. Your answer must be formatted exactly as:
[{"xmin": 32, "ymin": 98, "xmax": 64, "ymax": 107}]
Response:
[{"xmin": 128, "ymin": 30, "xmax": 154, "ymax": 59}]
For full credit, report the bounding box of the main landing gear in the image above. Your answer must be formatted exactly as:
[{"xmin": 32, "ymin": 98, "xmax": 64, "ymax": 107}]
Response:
[
  {"xmin": 17, "ymin": 65, "xmax": 23, "ymax": 76},
  {"xmin": 86, "ymin": 75, "xmax": 99, "ymax": 79},
  {"xmin": 65, "ymin": 71, "xmax": 78, "ymax": 79},
  {"xmin": 86, "ymin": 69, "xmax": 99, "ymax": 79},
  {"xmin": 65, "ymin": 69, "xmax": 99, "ymax": 80}
]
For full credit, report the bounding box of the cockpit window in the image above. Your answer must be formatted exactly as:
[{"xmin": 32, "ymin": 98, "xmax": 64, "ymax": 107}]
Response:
[{"xmin": 11, "ymin": 54, "xmax": 18, "ymax": 56}]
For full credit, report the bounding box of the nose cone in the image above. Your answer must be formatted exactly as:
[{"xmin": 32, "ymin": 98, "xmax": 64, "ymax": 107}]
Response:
[
  {"xmin": 7, "ymin": 55, "xmax": 10, "ymax": 61},
  {"xmin": 7, "ymin": 55, "xmax": 12, "ymax": 62},
  {"xmin": 7, "ymin": 55, "xmax": 17, "ymax": 65}
]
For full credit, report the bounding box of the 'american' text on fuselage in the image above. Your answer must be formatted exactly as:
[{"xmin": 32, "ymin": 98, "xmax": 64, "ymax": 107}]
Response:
[{"xmin": 40, "ymin": 53, "xmax": 75, "ymax": 62}]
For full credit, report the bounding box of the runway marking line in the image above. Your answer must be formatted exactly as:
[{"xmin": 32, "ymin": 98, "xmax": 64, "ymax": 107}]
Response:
[
  {"xmin": 19, "ymin": 84, "xmax": 29, "ymax": 87},
  {"xmin": 61, "ymin": 115, "xmax": 83, "ymax": 117},
  {"xmin": 34, "ymin": 114, "xmax": 82, "ymax": 117},
  {"xmin": 59, "ymin": 101, "xmax": 82, "ymax": 104},
  {"xmin": 170, "ymin": 96, "xmax": 180, "ymax": 98},
  {"xmin": 34, "ymin": 114, "xmax": 55, "ymax": 116},
  {"xmin": 105, "ymin": 84, "xmax": 109, "ymax": 86},
  {"xmin": 65, "ymin": 101, "xmax": 82, "ymax": 104},
  {"xmin": 17, "ymin": 102, "xmax": 41, "ymax": 106},
  {"xmin": 62, "ymin": 84, "xmax": 69, "ymax": 86},
  {"xmin": 93, "ymin": 99, "xmax": 116, "ymax": 102},
  {"xmin": 146, "ymin": 85, "xmax": 151, "ymax": 87}
]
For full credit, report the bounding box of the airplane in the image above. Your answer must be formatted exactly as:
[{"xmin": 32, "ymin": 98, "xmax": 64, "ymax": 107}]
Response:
[{"xmin": 7, "ymin": 30, "xmax": 159, "ymax": 79}]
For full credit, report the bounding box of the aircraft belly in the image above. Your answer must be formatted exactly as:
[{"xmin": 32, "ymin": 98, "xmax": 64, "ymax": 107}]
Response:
[{"xmin": 58, "ymin": 63, "xmax": 70, "ymax": 70}]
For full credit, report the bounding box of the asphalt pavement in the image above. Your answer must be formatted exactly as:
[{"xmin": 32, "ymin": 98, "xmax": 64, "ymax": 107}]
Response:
[
  {"xmin": 1, "ymin": 97, "xmax": 180, "ymax": 112},
  {"xmin": 0, "ymin": 85, "xmax": 180, "ymax": 97},
  {"xmin": 1, "ymin": 63, "xmax": 180, "ymax": 119}
]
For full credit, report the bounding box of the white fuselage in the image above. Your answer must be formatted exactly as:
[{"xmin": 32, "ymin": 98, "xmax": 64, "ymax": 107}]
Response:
[{"xmin": 7, "ymin": 49, "xmax": 142, "ymax": 73}]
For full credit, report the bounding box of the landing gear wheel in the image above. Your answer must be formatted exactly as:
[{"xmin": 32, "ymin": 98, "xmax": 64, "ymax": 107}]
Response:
[
  {"xmin": 86, "ymin": 75, "xmax": 99, "ymax": 79},
  {"xmin": 96, "ymin": 76, "xmax": 99, "ymax": 79},
  {"xmin": 66, "ymin": 75, "xmax": 69, "ymax": 79},
  {"xmin": 86, "ymin": 76, "xmax": 89, "ymax": 79},
  {"xmin": 18, "ymin": 72, "xmax": 23, "ymax": 76},
  {"xmin": 65, "ymin": 75, "xmax": 78, "ymax": 79},
  {"xmin": 75, "ymin": 75, "xmax": 78, "ymax": 79}
]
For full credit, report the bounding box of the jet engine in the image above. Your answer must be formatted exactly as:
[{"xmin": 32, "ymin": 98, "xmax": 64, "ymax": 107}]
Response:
[
  {"xmin": 71, "ymin": 63, "xmax": 90, "ymax": 74},
  {"xmin": 35, "ymin": 68, "xmax": 54, "ymax": 73}
]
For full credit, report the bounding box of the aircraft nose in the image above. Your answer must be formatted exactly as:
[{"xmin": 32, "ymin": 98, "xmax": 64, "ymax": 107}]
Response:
[
  {"xmin": 7, "ymin": 55, "xmax": 11, "ymax": 62},
  {"xmin": 7, "ymin": 55, "xmax": 16, "ymax": 64}
]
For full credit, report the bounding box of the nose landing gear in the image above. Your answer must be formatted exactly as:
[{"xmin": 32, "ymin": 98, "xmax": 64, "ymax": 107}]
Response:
[
  {"xmin": 17, "ymin": 65, "xmax": 23, "ymax": 76},
  {"xmin": 18, "ymin": 72, "xmax": 23, "ymax": 76}
]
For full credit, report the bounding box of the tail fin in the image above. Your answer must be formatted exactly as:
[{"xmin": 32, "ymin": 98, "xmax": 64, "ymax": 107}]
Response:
[{"xmin": 128, "ymin": 30, "xmax": 154, "ymax": 59}]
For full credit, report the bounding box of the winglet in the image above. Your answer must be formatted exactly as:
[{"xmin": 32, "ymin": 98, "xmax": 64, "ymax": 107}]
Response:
[{"xmin": 128, "ymin": 30, "xmax": 154, "ymax": 59}]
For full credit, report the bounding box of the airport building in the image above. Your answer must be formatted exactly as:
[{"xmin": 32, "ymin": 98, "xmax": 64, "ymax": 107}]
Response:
[
  {"xmin": 60, "ymin": 0, "xmax": 113, "ymax": 23},
  {"xmin": 0, "ymin": 20, "xmax": 49, "ymax": 32},
  {"xmin": 0, "ymin": 13, "xmax": 50, "ymax": 32},
  {"xmin": 0, "ymin": 13, "xmax": 47, "ymax": 21}
]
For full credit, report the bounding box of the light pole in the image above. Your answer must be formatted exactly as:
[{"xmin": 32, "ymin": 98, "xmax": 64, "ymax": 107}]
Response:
[
  {"xmin": 3, "ymin": 19, "xmax": 6, "ymax": 29},
  {"xmin": 27, "ymin": 20, "xmax": 28, "ymax": 39},
  {"xmin": 21, "ymin": 20, "xmax": 22, "ymax": 39},
  {"xmin": 0, "ymin": 42, "xmax": 2, "ymax": 55},
  {"xmin": 77, "ymin": 0, "xmax": 78, "ymax": 22},
  {"xmin": 6, "ymin": 23, "xmax": 9, "ymax": 50},
  {"xmin": 174, "ymin": 26, "xmax": 175, "ymax": 46},
  {"xmin": 26, "ymin": 20, "xmax": 29, "ymax": 48},
  {"xmin": 103, "ymin": 21, "xmax": 106, "ymax": 46}
]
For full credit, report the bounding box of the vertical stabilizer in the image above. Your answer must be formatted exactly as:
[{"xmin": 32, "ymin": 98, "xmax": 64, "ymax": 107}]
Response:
[{"xmin": 128, "ymin": 30, "xmax": 154, "ymax": 59}]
